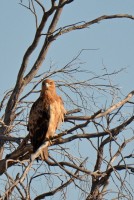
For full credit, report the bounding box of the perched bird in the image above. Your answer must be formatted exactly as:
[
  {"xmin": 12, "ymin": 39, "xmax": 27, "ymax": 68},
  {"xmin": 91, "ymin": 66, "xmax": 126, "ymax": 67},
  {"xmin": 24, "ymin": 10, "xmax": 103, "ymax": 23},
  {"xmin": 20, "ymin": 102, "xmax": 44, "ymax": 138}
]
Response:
[{"xmin": 27, "ymin": 79, "xmax": 66, "ymax": 161}]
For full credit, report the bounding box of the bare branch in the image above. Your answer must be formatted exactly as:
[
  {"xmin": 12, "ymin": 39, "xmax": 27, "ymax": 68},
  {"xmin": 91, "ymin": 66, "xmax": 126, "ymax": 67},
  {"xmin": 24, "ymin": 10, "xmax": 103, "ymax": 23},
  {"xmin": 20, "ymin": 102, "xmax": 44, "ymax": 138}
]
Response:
[
  {"xmin": 34, "ymin": 157, "xmax": 87, "ymax": 200},
  {"xmin": 1, "ymin": 1, "xmax": 134, "ymax": 199},
  {"xmin": 53, "ymin": 14, "xmax": 134, "ymax": 38},
  {"xmin": 66, "ymin": 90, "xmax": 134, "ymax": 121}
]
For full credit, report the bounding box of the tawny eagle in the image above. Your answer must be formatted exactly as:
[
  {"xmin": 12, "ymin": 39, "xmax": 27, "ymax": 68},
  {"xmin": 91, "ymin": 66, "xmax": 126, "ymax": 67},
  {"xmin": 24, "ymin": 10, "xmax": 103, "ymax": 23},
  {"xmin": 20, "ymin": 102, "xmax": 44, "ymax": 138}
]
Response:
[{"xmin": 27, "ymin": 79, "xmax": 66, "ymax": 161}]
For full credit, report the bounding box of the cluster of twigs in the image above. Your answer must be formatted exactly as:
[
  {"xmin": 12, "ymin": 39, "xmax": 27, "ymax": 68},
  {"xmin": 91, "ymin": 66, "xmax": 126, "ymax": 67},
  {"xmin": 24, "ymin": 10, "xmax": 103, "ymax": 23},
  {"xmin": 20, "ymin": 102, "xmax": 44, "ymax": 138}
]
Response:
[{"xmin": 0, "ymin": 1, "xmax": 134, "ymax": 199}]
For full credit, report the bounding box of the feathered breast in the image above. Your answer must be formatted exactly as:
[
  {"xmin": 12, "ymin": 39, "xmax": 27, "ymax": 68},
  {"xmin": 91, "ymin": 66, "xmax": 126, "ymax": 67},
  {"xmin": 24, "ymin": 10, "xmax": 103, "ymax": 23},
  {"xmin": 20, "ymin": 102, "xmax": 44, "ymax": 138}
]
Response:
[{"xmin": 28, "ymin": 88, "xmax": 66, "ymax": 155}]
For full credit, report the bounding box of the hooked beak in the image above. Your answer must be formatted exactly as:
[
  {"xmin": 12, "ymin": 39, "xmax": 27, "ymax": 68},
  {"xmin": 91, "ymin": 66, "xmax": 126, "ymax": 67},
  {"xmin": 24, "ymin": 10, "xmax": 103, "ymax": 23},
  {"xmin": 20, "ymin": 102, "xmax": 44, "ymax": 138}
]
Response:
[{"xmin": 45, "ymin": 83, "xmax": 50, "ymax": 89}]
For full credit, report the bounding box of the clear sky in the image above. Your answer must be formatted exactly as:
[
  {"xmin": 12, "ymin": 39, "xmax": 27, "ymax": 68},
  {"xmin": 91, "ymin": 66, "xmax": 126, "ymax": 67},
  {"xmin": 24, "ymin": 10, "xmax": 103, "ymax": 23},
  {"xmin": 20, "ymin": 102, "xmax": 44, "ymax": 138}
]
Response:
[
  {"xmin": 0, "ymin": 0, "xmax": 134, "ymax": 96},
  {"xmin": 0, "ymin": 0, "xmax": 134, "ymax": 199}
]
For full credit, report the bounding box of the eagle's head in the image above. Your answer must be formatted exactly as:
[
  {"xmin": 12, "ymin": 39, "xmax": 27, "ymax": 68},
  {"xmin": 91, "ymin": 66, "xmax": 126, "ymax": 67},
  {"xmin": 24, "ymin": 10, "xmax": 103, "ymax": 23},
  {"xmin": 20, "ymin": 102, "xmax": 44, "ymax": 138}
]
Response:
[{"xmin": 42, "ymin": 79, "xmax": 56, "ymax": 92}]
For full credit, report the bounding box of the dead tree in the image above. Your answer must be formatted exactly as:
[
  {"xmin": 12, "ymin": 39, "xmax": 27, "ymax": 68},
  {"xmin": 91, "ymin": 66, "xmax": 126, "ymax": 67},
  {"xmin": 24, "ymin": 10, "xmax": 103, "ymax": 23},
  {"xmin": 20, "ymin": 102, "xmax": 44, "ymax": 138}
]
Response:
[{"xmin": 0, "ymin": 1, "xmax": 134, "ymax": 199}]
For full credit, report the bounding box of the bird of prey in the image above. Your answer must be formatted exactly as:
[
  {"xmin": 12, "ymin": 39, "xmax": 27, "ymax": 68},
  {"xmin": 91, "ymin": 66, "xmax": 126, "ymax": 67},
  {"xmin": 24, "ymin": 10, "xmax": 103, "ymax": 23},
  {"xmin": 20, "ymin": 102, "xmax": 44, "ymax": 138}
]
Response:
[{"xmin": 28, "ymin": 79, "xmax": 66, "ymax": 161}]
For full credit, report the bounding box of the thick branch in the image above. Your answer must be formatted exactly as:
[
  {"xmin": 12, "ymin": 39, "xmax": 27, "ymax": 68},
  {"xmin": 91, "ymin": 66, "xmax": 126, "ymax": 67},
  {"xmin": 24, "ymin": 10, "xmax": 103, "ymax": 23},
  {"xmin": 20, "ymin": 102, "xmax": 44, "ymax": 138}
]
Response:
[
  {"xmin": 3, "ymin": 11, "xmax": 51, "ymax": 126},
  {"xmin": 0, "ymin": 135, "xmax": 22, "ymax": 144}
]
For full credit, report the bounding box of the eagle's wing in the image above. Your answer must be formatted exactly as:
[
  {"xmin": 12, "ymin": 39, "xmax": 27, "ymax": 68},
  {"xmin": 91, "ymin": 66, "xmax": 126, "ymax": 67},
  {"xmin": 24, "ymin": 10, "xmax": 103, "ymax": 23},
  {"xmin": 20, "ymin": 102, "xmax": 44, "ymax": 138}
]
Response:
[
  {"xmin": 28, "ymin": 97, "xmax": 50, "ymax": 154},
  {"xmin": 45, "ymin": 96, "xmax": 66, "ymax": 139},
  {"xmin": 57, "ymin": 96, "xmax": 66, "ymax": 127}
]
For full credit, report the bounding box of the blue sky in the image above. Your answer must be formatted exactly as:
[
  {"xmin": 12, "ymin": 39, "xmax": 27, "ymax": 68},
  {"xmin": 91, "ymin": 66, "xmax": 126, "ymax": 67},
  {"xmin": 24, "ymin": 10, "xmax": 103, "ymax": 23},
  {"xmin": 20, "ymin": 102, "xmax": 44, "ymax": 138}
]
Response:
[
  {"xmin": 0, "ymin": 0, "xmax": 134, "ymax": 96},
  {"xmin": 0, "ymin": 0, "xmax": 134, "ymax": 199}
]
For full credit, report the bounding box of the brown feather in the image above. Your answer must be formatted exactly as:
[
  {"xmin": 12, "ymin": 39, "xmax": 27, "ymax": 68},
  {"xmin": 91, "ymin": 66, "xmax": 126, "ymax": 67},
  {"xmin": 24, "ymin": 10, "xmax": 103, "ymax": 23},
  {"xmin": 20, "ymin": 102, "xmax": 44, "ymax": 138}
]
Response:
[{"xmin": 28, "ymin": 79, "xmax": 66, "ymax": 161}]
